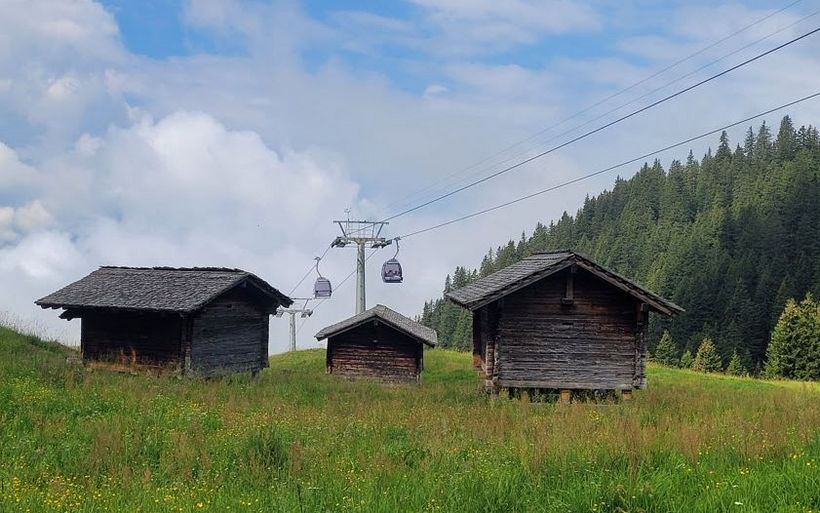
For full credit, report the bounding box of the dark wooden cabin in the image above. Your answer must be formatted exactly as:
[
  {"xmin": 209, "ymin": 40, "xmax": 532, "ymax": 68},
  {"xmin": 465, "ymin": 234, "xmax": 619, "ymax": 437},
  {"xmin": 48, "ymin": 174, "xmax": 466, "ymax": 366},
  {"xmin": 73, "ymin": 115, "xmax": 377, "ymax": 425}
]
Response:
[
  {"xmin": 315, "ymin": 304, "xmax": 437, "ymax": 384},
  {"xmin": 446, "ymin": 251, "xmax": 683, "ymax": 395},
  {"xmin": 36, "ymin": 266, "xmax": 292, "ymax": 376}
]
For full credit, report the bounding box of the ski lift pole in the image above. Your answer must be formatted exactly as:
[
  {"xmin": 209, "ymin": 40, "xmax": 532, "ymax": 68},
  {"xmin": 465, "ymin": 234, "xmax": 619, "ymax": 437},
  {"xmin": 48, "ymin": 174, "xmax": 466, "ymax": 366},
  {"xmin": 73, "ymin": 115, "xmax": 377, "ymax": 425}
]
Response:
[
  {"xmin": 289, "ymin": 311, "xmax": 297, "ymax": 352},
  {"xmin": 356, "ymin": 240, "xmax": 366, "ymax": 314}
]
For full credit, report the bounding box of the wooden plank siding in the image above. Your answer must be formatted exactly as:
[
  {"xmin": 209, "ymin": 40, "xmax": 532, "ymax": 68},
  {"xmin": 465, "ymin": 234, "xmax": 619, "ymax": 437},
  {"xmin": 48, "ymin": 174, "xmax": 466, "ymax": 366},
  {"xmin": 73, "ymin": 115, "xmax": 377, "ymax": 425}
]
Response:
[
  {"xmin": 81, "ymin": 312, "xmax": 183, "ymax": 365},
  {"xmin": 488, "ymin": 267, "xmax": 644, "ymax": 391},
  {"xmin": 326, "ymin": 322, "xmax": 423, "ymax": 384},
  {"xmin": 190, "ymin": 288, "xmax": 269, "ymax": 376}
]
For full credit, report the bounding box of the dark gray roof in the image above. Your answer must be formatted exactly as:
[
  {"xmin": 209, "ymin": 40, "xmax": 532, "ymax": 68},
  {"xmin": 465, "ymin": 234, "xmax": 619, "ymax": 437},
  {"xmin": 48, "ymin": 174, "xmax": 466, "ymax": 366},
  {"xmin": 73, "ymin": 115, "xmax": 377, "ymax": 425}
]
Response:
[
  {"xmin": 446, "ymin": 250, "xmax": 683, "ymax": 316},
  {"xmin": 36, "ymin": 266, "xmax": 293, "ymax": 314},
  {"xmin": 315, "ymin": 304, "xmax": 437, "ymax": 347}
]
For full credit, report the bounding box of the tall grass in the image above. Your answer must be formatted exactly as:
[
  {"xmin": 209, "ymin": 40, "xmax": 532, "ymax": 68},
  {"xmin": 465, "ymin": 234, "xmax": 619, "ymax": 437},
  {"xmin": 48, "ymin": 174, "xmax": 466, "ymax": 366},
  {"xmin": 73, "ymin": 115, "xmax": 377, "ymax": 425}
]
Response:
[{"xmin": 1, "ymin": 325, "xmax": 818, "ymax": 512}]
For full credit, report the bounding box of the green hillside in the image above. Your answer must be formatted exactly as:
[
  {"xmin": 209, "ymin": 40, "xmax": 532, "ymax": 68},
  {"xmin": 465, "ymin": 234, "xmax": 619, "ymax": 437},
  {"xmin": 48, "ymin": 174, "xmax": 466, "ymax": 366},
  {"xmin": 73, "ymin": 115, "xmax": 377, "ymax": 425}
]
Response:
[
  {"xmin": 423, "ymin": 117, "xmax": 820, "ymax": 373},
  {"xmin": 1, "ymin": 326, "xmax": 819, "ymax": 512}
]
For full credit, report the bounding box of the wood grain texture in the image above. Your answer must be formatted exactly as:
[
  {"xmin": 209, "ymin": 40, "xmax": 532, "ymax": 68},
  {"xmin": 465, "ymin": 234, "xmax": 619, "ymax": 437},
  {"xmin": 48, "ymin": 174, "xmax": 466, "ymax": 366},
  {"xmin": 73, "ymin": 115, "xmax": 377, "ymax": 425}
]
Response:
[
  {"xmin": 472, "ymin": 267, "xmax": 647, "ymax": 392},
  {"xmin": 190, "ymin": 288, "xmax": 269, "ymax": 376},
  {"xmin": 326, "ymin": 321, "xmax": 423, "ymax": 384}
]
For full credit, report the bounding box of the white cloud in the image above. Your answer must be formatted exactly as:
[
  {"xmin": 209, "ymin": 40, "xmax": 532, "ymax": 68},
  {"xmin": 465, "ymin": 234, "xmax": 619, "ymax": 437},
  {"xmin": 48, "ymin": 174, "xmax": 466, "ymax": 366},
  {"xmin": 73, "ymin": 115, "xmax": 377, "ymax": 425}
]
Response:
[
  {"xmin": 423, "ymin": 84, "xmax": 448, "ymax": 99},
  {"xmin": 0, "ymin": 143, "xmax": 41, "ymax": 192}
]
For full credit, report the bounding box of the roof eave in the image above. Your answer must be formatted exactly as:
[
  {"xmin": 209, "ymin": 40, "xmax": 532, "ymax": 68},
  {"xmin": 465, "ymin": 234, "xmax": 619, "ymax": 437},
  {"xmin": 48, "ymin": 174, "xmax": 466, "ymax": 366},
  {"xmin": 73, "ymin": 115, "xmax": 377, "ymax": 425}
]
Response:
[
  {"xmin": 572, "ymin": 260, "xmax": 682, "ymax": 317},
  {"xmin": 446, "ymin": 260, "xmax": 575, "ymax": 311},
  {"xmin": 34, "ymin": 302, "xmax": 190, "ymax": 315}
]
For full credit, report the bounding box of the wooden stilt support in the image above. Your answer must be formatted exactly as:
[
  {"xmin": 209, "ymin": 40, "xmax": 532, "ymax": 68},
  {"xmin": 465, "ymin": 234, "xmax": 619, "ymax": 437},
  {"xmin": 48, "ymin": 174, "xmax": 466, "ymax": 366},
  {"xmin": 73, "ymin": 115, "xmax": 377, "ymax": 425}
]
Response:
[{"xmin": 560, "ymin": 389, "xmax": 571, "ymax": 404}]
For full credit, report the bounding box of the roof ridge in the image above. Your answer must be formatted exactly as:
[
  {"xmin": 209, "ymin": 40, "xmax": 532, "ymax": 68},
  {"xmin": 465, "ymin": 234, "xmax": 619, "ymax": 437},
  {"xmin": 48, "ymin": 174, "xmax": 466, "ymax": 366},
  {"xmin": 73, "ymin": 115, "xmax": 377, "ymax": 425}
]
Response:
[
  {"xmin": 315, "ymin": 304, "xmax": 436, "ymax": 346},
  {"xmin": 528, "ymin": 249, "xmax": 575, "ymax": 256},
  {"xmin": 99, "ymin": 266, "xmax": 248, "ymax": 273}
]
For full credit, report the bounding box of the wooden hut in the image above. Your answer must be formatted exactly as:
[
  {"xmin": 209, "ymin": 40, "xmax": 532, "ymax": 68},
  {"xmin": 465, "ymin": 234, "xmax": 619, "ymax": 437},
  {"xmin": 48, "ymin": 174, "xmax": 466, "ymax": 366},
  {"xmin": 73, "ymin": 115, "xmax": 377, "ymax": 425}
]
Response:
[
  {"xmin": 315, "ymin": 304, "xmax": 437, "ymax": 384},
  {"xmin": 36, "ymin": 266, "xmax": 292, "ymax": 375},
  {"xmin": 446, "ymin": 251, "xmax": 683, "ymax": 395}
]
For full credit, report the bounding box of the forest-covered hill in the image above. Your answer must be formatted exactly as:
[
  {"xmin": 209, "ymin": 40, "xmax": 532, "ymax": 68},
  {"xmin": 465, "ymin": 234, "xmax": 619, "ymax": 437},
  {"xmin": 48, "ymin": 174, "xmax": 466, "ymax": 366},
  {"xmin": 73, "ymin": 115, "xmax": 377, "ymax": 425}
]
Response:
[{"xmin": 421, "ymin": 116, "xmax": 820, "ymax": 372}]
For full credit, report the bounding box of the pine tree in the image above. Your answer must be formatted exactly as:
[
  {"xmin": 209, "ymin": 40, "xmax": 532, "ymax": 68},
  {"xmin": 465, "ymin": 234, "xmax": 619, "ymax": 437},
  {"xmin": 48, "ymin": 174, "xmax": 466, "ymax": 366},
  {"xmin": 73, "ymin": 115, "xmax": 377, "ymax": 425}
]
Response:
[
  {"xmin": 725, "ymin": 351, "xmax": 747, "ymax": 376},
  {"xmin": 680, "ymin": 350, "xmax": 694, "ymax": 369},
  {"xmin": 653, "ymin": 330, "xmax": 679, "ymax": 366},
  {"xmin": 765, "ymin": 294, "xmax": 820, "ymax": 380},
  {"xmin": 693, "ymin": 337, "xmax": 722, "ymax": 373}
]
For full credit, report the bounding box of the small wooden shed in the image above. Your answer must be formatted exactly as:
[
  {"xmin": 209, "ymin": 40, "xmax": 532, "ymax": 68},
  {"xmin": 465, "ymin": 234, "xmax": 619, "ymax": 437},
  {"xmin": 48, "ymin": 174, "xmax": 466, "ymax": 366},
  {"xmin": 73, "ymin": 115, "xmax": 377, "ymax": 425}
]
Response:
[
  {"xmin": 315, "ymin": 304, "xmax": 437, "ymax": 384},
  {"xmin": 36, "ymin": 266, "xmax": 292, "ymax": 375},
  {"xmin": 446, "ymin": 251, "xmax": 683, "ymax": 394}
]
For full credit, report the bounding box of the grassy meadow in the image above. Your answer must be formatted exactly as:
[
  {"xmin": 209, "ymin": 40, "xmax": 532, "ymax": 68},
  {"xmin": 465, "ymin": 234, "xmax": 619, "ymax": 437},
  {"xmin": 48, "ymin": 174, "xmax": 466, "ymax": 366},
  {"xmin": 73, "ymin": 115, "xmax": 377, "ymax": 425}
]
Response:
[{"xmin": 1, "ymin": 325, "xmax": 819, "ymax": 513}]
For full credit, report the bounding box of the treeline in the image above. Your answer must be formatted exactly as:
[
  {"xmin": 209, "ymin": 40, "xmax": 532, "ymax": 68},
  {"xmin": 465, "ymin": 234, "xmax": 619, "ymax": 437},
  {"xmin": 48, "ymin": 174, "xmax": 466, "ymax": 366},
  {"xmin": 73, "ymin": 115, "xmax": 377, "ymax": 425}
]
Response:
[{"xmin": 421, "ymin": 117, "xmax": 820, "ymax": 374}]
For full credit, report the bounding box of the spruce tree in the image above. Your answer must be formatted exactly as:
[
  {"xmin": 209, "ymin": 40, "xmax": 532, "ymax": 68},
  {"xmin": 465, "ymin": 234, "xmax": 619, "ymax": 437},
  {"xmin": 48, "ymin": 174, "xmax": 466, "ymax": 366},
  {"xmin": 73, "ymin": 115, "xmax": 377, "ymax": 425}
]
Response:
[
  {"xmin": 680, "ymin": 350, "xmax": 694, "ymax": 369},
  {"xmin": 765, "ymin": 294, "xmax": 820, "ymax": 380},
  {"xmin": 653, "ymin": 330, "xmax": 679, "ymax": 366},
  {"xmin": 693, "ymin": 337, "xmax": 722, "ymax": 373},
  {"xmin": 725, "ymin": 351, "xmax": 747, "ymax": 376}
]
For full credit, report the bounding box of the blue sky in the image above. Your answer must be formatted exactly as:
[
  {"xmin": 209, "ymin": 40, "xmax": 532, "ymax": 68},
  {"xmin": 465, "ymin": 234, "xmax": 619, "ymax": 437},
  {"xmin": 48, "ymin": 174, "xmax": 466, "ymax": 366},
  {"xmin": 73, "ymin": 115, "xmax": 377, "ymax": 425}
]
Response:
[
  {"xmin": 99, "ymin": 0, "xmax": 654, "ymax": 91},
  {"xmin": 2, "ymin": 0, "xmax": 820, "ymax": 350}
]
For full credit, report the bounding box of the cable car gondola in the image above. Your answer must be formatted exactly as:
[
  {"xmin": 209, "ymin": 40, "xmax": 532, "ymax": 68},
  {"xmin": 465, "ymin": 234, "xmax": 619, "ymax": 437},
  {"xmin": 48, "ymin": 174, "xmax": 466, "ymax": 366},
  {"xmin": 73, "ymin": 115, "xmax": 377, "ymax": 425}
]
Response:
[
  {"xmin": 381, "ymin": 238, "xmax": 403, "ymax": 283},
  {"xmin": 313, "ymin": 256, "xmax": 332, "ymax": 298}
]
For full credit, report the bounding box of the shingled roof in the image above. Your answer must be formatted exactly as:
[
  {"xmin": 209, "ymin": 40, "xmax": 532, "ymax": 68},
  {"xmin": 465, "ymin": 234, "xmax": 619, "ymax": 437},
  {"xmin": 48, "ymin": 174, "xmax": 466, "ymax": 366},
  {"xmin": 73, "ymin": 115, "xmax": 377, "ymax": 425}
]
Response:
[
  {"xmin": 446, "ymin": 250, "xmax": 683, "ymax": 316},
  {"xmin": 35, "ymin": 266, "xmax": 293, "ymax": 314},
  {"xmin": 315, "ymin": 304, "xmax": 437, "ymax": 347}
]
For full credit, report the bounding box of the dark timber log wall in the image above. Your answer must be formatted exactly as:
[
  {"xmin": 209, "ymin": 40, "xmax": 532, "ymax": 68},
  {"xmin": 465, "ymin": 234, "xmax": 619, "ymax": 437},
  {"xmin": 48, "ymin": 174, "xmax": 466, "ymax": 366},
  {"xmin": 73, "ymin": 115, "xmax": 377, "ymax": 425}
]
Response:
[
  {"xmin": 81, "ymin": 312, "xmax": 182, "ymax": 365},
  {"xmin": 190, "ymin": 288, "xmax": 269, "ymax": 376},
  {"xmin": 327, "ymin": 322, "xmax": 422, "ymax": 383},
  {"xmin": 493, "ymin": 268, "xmax": 643, "ymax": 391}
]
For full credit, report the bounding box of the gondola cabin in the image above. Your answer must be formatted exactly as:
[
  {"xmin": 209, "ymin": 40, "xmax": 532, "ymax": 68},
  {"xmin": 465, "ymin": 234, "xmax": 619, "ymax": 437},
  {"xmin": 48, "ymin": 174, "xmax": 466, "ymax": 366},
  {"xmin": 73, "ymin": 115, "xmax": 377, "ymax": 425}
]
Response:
[
  {"xmin": 36, "ymin": 266, "xmax": 292, "ymax": 375},
  {"xmin": 382, "ymin": 258, "xmax": 403, "ymax": 283},
  {"xmin": 315, "ymin": 304, "xmax": 437, "ymax": 384},
  {"xmin": 446, "ymin": 251, "xmax": 683, "ymax": 396}
]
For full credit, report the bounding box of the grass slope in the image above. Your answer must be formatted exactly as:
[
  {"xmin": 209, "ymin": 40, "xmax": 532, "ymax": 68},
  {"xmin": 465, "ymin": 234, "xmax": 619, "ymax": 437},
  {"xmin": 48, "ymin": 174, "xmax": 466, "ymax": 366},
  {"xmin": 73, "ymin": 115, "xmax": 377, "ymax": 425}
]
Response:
[{"xmin": 1, "ymin": 326, "xmax": 819, "ymax": 513}]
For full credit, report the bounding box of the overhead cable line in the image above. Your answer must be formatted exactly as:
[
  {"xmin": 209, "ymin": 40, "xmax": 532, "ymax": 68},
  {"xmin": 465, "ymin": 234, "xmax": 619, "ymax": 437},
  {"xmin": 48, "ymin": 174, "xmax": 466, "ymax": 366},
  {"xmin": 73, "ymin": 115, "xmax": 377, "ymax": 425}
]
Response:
[
  {"xmin": 284, "ymin": 2, "xmax": 812, "ymax": 302},
  {"xmin": 390, "ymin": 7, "xmax": 820, "ymax": 216},
  {"xmin": 380, "ymin": 25, "xmax": 820, "ymax": 223},
  {"xmin": 383, "ymin": 0, "xmax": 805, "ymax": 213},
  {"xmin": 395, "ymin": 90, "xmax": 820, "ymax": 240}
]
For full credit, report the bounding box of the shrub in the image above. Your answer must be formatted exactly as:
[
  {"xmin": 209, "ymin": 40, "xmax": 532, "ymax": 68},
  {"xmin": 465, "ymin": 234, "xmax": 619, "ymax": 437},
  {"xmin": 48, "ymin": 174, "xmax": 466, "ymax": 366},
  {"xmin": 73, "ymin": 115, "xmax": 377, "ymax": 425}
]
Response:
[{"xmin": 693, "ymin": 337, "xmax": 722, "ymax": 373}]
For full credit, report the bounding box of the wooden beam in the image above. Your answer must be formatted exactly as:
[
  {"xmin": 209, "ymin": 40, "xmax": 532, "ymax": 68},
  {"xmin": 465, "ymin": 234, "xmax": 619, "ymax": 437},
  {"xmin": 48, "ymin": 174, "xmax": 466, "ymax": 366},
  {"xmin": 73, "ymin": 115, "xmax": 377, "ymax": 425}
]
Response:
[{"xmin": 559, "ymin": 389, "xmax": 571, "ymax": 404}]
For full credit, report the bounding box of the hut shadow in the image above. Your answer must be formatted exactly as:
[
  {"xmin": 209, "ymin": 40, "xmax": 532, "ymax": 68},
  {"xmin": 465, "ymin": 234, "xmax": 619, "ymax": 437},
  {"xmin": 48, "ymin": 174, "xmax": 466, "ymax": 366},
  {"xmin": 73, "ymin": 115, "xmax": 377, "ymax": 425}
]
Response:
[{"xmin": 492, "ymin": 387, "xmax": 628, "ymax": 405}]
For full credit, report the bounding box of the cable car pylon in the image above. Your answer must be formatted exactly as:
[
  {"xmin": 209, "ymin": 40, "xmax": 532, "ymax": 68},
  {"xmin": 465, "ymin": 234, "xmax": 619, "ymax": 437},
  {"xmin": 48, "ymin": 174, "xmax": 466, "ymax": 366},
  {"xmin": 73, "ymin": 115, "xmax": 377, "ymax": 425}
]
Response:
[
  {"xmin": 275, "ymin": 298, "xmax": 314, "ymax": 352},
  {"xmin": 330, "ymin": 217, "xmax": 393, "ymax": 314}
]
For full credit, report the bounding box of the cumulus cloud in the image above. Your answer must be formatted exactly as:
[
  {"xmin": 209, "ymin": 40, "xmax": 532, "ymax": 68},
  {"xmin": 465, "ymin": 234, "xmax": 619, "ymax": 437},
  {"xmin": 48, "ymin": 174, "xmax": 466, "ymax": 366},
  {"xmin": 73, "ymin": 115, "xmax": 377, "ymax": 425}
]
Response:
[{"xmin": 0, "ymin": 108, "xmax": 364, "ymax": 349}]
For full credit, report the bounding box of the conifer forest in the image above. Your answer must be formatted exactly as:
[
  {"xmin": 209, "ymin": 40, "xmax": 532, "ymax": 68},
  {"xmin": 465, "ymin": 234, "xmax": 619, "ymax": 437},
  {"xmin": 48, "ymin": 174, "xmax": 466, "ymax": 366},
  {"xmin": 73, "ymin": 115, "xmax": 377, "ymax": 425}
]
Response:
[{"xmin": 422, "ymin": 117, "xmax": 820, "ymax": 374}]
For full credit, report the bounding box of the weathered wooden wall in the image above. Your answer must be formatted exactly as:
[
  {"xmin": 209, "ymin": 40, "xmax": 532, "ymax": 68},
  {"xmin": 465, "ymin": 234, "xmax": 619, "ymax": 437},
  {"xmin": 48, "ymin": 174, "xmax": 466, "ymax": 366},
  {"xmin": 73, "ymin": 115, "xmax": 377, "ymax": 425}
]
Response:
[
  {"xmin": 190, "ymin": 288, "xmax": 269, "ymax": 376},
  {"xmin": 327, "ymin": 322, "xmax": 423, "ymax": 384},
  {"xmin": 81, "ymin": 312, "xmax": 182, "ymax": 365},
  {"xmin": 490, "ymin": 267, "xmax": 643, "ymax": 391}
]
